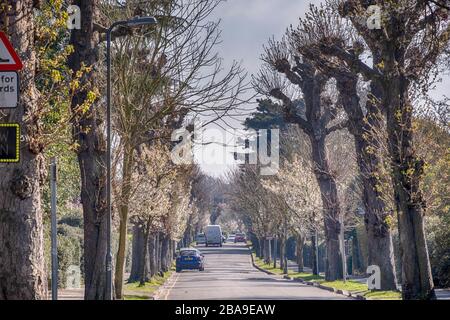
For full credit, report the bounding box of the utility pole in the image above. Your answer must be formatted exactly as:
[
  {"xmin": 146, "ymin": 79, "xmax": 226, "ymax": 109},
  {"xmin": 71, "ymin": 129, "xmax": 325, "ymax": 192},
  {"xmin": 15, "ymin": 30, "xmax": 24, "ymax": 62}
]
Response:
[{"xmin": 50, "ymin": 158, "xmax": 58, "ymax": 300}]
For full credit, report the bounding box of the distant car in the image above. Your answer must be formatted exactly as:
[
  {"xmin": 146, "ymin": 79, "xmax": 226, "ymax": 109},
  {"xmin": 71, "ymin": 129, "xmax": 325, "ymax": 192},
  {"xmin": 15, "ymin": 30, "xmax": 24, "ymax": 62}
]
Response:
[
  {"xmin": 176, "ymin": 248, "xmax": 205, "ymax": 272},
  {"xmin": 196, "ymin": 233, "xmax": 206, "ymax": 245},
  {"xmin": 234, "ymin": 233, "xmax": 246, "ymax": 243},
  {"xmin": 227, "ymin": 234, "xmax": 235, "ymax": 242},
  {"xmin": 205, "ymin": 225, "xmax": 223, "ymax": 247}
]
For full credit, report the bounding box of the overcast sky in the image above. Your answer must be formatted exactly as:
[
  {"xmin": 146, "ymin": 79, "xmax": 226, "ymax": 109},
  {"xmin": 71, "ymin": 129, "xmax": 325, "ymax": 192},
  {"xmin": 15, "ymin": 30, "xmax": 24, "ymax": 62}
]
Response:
[{"xmin": 196, "ymin": 0, "xmax": 449, "ymax": 177}]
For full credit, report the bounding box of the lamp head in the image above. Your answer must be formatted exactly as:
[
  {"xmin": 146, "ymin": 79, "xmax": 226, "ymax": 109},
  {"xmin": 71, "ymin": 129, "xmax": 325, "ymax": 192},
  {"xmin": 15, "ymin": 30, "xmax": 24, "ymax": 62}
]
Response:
[{"xmin": 126, "ymin": 16, "xmax": 158, "ymax": 27}]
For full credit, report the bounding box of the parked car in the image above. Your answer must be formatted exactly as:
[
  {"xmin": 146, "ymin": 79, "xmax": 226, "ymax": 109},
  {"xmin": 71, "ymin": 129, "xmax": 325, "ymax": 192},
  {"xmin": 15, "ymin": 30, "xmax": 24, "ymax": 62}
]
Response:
[
  {"xmin": 205, "ymin": 225, "xmax": 223, "ymax": 247},
  {"xmin": 234, "ymin": 233, "xmax": 246, "ymax": 243},
  {"xmin": 196, "ymin": 233, "xmax": 206, "ymax": 245},
  {"xmin": 176, "ymin": 248, "xmax": 205, "ymax": 272}
]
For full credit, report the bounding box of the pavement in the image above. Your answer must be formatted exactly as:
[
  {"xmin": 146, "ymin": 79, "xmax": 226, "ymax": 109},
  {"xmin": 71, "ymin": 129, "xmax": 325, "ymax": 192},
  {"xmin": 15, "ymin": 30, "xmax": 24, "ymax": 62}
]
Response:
[
  {"xmin": 273, "ymin": 257, "xmax": 450, "ymax": 300},
  {"xmin": 158, "ymin": 243, "xmax": 349, "ymax": 300}
]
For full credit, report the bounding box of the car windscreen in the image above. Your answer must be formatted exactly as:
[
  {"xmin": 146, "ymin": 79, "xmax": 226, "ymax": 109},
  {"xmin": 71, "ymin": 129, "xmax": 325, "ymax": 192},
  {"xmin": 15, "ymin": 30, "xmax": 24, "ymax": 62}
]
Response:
[{"xmin": 180, "ymin": 250, "xmax": 198, "ymax": 256}]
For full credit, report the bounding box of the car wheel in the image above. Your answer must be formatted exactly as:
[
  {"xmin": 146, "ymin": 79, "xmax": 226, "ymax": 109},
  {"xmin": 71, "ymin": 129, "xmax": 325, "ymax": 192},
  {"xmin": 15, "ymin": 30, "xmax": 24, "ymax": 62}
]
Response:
[
  {"xmin": 199, "ymin": 267, "xmax": 204, "ymax": 271},
  {"xmin": 176, "ymin": 268, "xmax": 181, "ymax": 273}
]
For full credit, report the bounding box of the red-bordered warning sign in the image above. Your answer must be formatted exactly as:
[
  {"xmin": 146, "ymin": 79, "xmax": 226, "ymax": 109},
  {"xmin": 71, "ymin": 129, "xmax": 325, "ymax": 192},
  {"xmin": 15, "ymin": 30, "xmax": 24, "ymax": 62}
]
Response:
[{"xmin": 0, "ymin": 32, "xmax": 23, "ymax": 71}]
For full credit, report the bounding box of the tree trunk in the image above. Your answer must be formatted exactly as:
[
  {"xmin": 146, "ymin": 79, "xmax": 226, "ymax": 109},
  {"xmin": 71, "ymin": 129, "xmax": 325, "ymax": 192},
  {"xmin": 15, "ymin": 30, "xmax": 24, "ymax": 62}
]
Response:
[
  {"xmin": 296, "ymin": 235, "xmax": 304, "ymax": 273},
  {"xmin": 385, "ymin": 75, "xmax": 435, "ymax": 299},
  {"xmin": 114, "ymin": 150, "xmax": 134, "ymax": 299},
  {"xmin": 258, "ymin": 237, "xmax": 264, "ymax": 258},
  {"xmin": 311, "ymin": 233, "xmax": 319, "ymax": 276},
  {"xmin": 0, "ymin": 0, "xmax": 47, "ymax": 299},
  {"xmin": 337, "ymin": 75, "xmax": 398, "ymax": 290},
  {"xmin": 156, "ymin": 233, "xmax": 161, "ymax": 273},
  {"xmin": 160, "ymin": 235, "xmax": 170, "ymax": 273},
  {"xmin": 350, "ymin": 229, "xmax": 364, "ymax": 275},
  {"xmin": 310, "ymin": 136, "xmax": 343, "ymax": 281},
  {"xmin": 67, "ymin": 0, "xmax": 110, "ymax": 300},
  {"xmin": 129, "ymin": 224, "xmax": 144, "ymax": 282},
  {"xmin": 264, "ymin": 238, "xmax": 272, "ymax": 264},
  {"xmin": 148, "ymin": 234, "xmax": 156, "ymax": 278},
  {"xmin": 279, "ymin": 237, "xmax": 285, "ymax": 271},
  {"xmin": 139, "ymin": 224, "xmax": 151, "ymax": 286}
]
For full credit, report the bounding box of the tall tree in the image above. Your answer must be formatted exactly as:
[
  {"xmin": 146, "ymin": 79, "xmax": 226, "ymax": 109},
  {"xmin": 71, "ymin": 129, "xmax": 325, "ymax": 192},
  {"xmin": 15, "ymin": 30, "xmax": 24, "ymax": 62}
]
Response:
[
  {"xmin": 0, "ymin": 0, "xmax": 47, "ymax": 299},
  {"xmin": 290, "ymin": 4, "xmax": 398, "ymax": 290},
  {"xmin": 68, "ymin": 0, "xmax": 109, "ymax": 300},
  {"xmin": 324, "ymin": 0, "xmax": 450, "ymax": 299},
  {"xmin": 254, "ymin": 40, "xmax": 347, "ymax": 280},
  {"xmin": 104, "ymin": 0, "xmax": 248, "ymax": 299}
]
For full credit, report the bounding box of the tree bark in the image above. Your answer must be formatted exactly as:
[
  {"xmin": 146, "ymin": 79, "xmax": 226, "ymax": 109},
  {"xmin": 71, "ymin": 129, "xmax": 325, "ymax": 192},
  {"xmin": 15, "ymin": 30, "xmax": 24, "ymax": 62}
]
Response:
[
  {"xmin": 310, "ymin": 135, "xmax": 343, "ymax": 281},
  {"xmin": 67, "ymin": 0, "xmax": 110, "ymax": 300},
  {"xmin": 385, "ymin": 75, "xmax": 435, "ymax": 299},
  {"xmin": 156, "ymin": 233, "xmax": 162, "ymax": 273},
  {"xmin": 258, "ymin": 237, "xmax": 264, "ymax": 258},
  {"xmin": 148, "ymin": 234, "xmax": 156, "ymax": 278},
  {"xmin": 264, "ymin": 238, "xmax": 272, "ymax": 264},
  {"xmin": 114, "ymin": 150, "xmax": 134, "ymax": 299},
  {"xmin": 0, "ymin": 0, "xmax": 47, "ymax": 299},
  {"xmin": 139, "ymin": 223, "xmax": 151, "ymax": 286},
  {"xmin": 350, "ymin": 229, "xmax": 364, "ymax": 275},
  {"xmin": 311, "ymin": 233, "xmax": 319, "ymax": 276},
  {"xmin": 296, "ymin": 235, "xmax": 304, "ymax": 273},
  {"xmin": 160, "ymin": 235, "xmax": 170, "ymax": 272},
  {"xmin": 336, "ymin": 73, "xmax": 398, "ymax": 290},
  {"xmin": 129, "ymin": 224, "xmax": 144, "ymax": 283}
]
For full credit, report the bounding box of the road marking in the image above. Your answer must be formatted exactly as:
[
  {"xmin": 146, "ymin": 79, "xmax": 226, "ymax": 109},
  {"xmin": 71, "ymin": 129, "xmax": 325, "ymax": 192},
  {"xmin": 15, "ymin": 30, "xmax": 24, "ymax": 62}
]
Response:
[{"xmin": 163, "ymin": 272, "xmax": 180, "ymax": 300}]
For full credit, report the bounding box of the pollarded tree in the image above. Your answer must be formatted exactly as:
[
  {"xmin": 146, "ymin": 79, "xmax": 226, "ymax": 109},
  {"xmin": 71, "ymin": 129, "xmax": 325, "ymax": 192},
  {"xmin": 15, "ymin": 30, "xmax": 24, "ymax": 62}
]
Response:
[
  {"xmin": 289, "ymin": 3, "xmax": 398, "ymax": 290},
  {"xmin": 67, "ymin": 0, "xmax": 110, "ymax": 300},
  {"xmin": 322, "ymin": 0, "xmax": 450, "ymax": 299},
  {"xmin": 253, "ymin": 38, "xmax": 348, "ymax": 281}
]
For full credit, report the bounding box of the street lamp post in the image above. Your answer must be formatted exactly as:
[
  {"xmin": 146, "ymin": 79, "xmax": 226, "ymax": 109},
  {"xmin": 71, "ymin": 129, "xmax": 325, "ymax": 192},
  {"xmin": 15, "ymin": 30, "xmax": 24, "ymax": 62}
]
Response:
[{"xmin": 105, "ymin": 16, "xmax": 157, "ymax": 300}]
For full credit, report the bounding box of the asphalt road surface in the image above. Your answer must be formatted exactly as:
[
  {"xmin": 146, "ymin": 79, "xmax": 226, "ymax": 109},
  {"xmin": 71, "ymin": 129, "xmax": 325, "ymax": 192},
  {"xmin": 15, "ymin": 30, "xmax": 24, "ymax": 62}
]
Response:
[{"xmin": 161, "ymin": 243, "xmax": 350, "ymax": 300}]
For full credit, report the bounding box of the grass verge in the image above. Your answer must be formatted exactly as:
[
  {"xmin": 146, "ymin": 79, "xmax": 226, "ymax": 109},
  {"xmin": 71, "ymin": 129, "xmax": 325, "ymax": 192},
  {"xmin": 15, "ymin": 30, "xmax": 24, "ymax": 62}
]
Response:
[
  {"xmin": 252, "ymin": 253, "xmax": 401, "ymax": 300},
  {"xmin": 124, "ymin": 267, "xmax": 174, "ymax": 300}
]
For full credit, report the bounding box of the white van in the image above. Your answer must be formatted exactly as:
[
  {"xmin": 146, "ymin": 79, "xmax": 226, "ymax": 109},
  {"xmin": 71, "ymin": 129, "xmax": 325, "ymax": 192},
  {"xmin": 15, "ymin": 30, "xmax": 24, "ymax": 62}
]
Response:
[{"xmin": 205, "ymin": 225, "xmax": 223, "ymax": 247}]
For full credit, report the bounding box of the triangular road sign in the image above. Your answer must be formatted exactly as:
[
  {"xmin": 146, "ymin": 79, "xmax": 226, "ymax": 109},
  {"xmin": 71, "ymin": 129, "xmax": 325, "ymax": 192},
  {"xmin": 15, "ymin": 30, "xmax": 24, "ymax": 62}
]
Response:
[{"xmin": 0, "ymin": 32, "xmax": 23, "ymax": 71}]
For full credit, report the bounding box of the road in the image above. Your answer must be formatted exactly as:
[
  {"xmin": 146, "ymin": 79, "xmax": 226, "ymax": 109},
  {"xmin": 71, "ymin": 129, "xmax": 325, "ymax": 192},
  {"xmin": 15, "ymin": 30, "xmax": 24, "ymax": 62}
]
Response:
[{"xmin": 160, "ymin": 243, "xmax": 349, "ymax": 300}]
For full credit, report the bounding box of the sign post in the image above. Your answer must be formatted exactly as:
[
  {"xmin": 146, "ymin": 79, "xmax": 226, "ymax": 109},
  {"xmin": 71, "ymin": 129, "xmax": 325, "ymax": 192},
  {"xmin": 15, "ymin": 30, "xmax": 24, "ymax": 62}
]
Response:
[{"xmin": 50, "ymin": 158, "xmax": 58, "ymax": 300}]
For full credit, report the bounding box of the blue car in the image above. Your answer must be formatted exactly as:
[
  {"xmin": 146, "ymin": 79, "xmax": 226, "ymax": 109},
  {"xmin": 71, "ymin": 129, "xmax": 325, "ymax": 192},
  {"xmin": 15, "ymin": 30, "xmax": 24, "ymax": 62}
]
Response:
[{"xmin": 176, "ymin": 248, "xmax": 205, "ymax": 272}]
